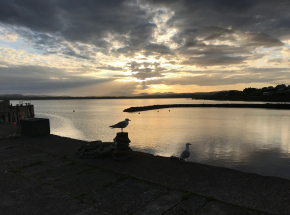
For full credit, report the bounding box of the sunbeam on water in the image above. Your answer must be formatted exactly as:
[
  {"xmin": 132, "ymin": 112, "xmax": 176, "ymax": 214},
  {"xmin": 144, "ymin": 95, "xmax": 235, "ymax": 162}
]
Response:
[{"xmin": 36, "ymin": 112, "xmax": 86, "ymax": 141}]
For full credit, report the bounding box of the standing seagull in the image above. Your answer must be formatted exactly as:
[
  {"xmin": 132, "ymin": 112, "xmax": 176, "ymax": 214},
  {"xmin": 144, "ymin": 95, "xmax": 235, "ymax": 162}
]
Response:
[
  {"xmin": 179, "ymin": 143, "xmax": 192, "ymax": 161},
  {"xmin": 109, "ymin": 118, "xmax": 131, "ymax": 132}
]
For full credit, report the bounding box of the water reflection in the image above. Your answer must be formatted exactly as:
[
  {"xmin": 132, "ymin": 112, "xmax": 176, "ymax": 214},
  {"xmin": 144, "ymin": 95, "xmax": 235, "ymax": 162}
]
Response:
[{"xmin": 12, "ymin": 99, "xmax": 290, "ymax": 179}]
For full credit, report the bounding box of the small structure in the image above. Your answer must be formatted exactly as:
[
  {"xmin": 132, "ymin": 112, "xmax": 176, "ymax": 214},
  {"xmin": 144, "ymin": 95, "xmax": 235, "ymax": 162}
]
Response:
[
  {"xmin": 112, "ymin": 132, "xmax": 132, "ymax": 160},
  {"xmin": 20, "ymin": 118, "xmax": 50, "ymax": 136}
]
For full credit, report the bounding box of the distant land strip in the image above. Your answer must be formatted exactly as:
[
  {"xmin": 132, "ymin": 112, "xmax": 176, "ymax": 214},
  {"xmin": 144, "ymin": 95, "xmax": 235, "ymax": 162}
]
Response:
[{"xmin": 123, "ymin": 103, "xmax": 290, "ymax": 112}]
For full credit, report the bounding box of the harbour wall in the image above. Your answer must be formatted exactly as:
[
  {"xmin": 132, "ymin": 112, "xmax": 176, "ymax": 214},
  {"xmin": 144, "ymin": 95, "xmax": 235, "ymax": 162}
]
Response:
[
  {"xmin": 0, "ymin": 100, "xmax": 34, "ymax": 123},
  {"xmin": 123, "ymin": 103, "xmax": 290, "ymax": 112}
]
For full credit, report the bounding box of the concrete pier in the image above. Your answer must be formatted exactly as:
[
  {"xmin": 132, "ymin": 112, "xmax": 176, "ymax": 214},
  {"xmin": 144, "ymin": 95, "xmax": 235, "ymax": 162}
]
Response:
[
  {"xmin": 1, "ymin": 134, "xmax": 289, "ymax": 214},
  {"xmin": 123, "ymin": 103, "xmax": 290, "ymax": 112},
  {"xmin": 0, "ymin": 100, "xmax": 34, "ymax": 123}
]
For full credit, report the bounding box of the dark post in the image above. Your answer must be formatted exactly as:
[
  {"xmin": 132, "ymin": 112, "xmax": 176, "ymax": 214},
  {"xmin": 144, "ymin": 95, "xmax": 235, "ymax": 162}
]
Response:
[{"xmin": 112, "ymin": 132, "xmax": 132, "ymax": 160}]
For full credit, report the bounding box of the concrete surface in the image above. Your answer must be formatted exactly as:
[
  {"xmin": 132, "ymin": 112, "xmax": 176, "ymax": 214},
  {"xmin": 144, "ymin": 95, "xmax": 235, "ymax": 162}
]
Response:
[{"xmin": 1, "ymin": 134, "xmax": 288, "ymax": 214}]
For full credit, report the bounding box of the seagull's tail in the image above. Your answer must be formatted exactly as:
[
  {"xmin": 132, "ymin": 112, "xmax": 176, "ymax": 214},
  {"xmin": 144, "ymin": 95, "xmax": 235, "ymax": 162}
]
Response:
[{"xmin": 109, "ymin": 126, "xmax": 114, "ymax": 129}]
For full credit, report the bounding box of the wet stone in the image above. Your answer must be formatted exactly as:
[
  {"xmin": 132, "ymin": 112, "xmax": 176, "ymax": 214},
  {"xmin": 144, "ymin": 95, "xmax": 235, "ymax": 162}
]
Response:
[
  {"xmin": 73, "ymin": 207, "xmax": 111, "ymax": 215},
  {"xmin": 0, "ymin": 163, "xmax": 10, "ymax": 173},
  {"xmin": 33, "ymin": 161, "xmax": 93, "ymax": 183},
  {"xmin": 2, "ymin": 153, "xmax": 56, "ymax": 170},
  {"xmin": 83, "ymin": 177, "xmax": 135, "ymax": 205},
  {"xmin": 0, "ymin": 145, "xmax": 47, "ymax": 163},
  {"xmin": 112, "ymin": 185, "xmax": 168, "ymax": 215},
  {"xmin": 51, "ymin": 168, "xmax": 123, "ymax": 197},
  {"xmin": 20, "ymin": 158, "xmax": 71, "ymax": 175},
  {"xmin": 93, "ymin": 178, "xmax": 153, "ymax": 211},
  {"xmin": 83, "ymin": 178, "xmax": 152, "ymax": 209},
  {"xmin": 164, "ymin": 194, "xmax": 208, "ymax": 215},
  {"xmin": 0, "ymin": 183, "xmax": 94, "ymax": 215},
  {"xmin": 0, "ymin": 172, "xmax": 40, "ymax": 195},
  {"xmin": 133, "ymin": 190, "xmax": 184, "ymax": 215},
  {"xmin": 196, "ymin": 201, "xmax": 265, "ymax": 215}
]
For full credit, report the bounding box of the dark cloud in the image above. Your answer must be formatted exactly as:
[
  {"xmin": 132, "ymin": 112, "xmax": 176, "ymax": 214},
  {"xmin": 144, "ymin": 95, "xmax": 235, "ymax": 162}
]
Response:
[
  {"xmin": 1, "ymin": 0, "xmax": 290, "ymax": 94},
  {"xmin": 145, "ymin": 73, "xmax": 280, "ymax": 87},
  {"xmin": 0, "ymin": 65, "xmax": 113, "ymax": 93},
  {"xmin": 125, "ymin": 61, "xmax": 166, "ymax": 80},
  {"xmin": 0, "ymin": 0, "xmax": 150, "ymax": 39},
  {"xmin": 129, "ymin": 23, "xmax": 157, "ymax": 46},
  {"xmin": 132, "ymin": 70, "xmax": 164, "ymax": 80},
  {"xmin": 0, "ymin": 0, "xmax": 62, "ymax": 33},
  {"xmin": 181, "ymin": 55, "xmax": 247, "ymax": 67},
  {"xmin": 203, "ymin": 28, "xmax": 236, "ymax": 42},
  {"xmin": 147, "ymin": 0, "xmax": 290, "ymax": 38},
  {"xmin": 0, "ymin": 0, "xmax": 156, "ymax": 57},
  {"xmin": 96, "ymin": 65, "xmax": 123, "ymax": 71},
  {"xmin": 1, "ymin": 0, "xmax": 288, "ymax": 59},
  {"xmin": 143, "ymin": 43, "xmax": 174, "ymax": 55},
  {"xmin": 137, "ymin": 66, "xmax": 290, "ymax": 88},
  {"xmin": 244, "ymin": 33, "xmax": 284, "ymax": 47},
  {"xmin": 177, "ymin": 44, "xmax": 252, "ymax": 66}
]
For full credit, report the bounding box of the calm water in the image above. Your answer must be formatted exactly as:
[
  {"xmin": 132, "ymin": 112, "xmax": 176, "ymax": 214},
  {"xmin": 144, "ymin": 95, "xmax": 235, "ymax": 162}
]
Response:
[{"xmin": 12, "ymin": 99, "xmax": 290, "ymax": 179}]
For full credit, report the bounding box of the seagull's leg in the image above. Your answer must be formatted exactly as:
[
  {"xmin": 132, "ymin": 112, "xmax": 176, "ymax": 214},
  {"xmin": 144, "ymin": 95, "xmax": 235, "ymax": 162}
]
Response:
[{"xmin": 121, "ymin": 128, "xmax": 123, "ymax": 132}]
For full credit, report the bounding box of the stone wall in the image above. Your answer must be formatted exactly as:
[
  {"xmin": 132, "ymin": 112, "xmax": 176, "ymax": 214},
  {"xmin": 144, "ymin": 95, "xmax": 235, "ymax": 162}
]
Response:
[
  {"xmin": 0, "ymin": 100, "xmax": 10, "ymax": 110},
  {"xmin": 0, "ymin": 104, "xmax": 34, "ymax": 123}
]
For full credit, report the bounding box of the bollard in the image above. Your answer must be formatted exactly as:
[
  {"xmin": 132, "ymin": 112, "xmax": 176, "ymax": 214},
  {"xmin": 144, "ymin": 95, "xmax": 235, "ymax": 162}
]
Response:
[{"xmin": 112, "ymin": 132, "xmax": 132, "ymax": 160}]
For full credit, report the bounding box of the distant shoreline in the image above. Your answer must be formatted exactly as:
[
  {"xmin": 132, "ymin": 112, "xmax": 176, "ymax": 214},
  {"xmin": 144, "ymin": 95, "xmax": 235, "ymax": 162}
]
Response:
[
  {"xmin": 2, "ymin": 95, "xmax": 290, "ymax": 103},
  {"xmin": 123, "ymin": 103, "xmax": 290, "ymax": 112},
  {"xmin": 1, "ymin": 96, "xmax": 194, "ymax": 100}
]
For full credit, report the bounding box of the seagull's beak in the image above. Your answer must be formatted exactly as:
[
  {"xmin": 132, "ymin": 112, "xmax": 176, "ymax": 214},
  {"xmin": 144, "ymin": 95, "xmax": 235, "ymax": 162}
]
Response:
[{"xmin": 128, "ymin": 119, "xmax": 131, "ymax": 121}]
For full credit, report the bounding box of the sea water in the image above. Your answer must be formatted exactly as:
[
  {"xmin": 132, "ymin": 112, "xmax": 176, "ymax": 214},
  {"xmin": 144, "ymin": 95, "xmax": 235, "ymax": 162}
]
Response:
[{"xmin": 11, "ymin": 99, "xmax": 290, "ymax": 179}]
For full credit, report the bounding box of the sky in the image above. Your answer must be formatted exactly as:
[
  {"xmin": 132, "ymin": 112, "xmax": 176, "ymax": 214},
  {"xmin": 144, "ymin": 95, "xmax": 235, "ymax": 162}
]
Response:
[{"xmin": 0, "ymin": 0, "xmax": 290, "ymax": 96}]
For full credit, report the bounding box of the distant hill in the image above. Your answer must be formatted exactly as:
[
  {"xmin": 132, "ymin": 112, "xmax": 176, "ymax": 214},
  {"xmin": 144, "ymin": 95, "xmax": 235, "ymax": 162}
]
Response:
[
  {"xmin": 2, "ymin": 85, "xmax": 289, "ymax": 102},
  {"xmin": 0, "ymin": 92, "xmax": 217, "ymax": 100},
  {"xmin": 201, "ymin": 85, "xmax": 290, "ymax": 102}
]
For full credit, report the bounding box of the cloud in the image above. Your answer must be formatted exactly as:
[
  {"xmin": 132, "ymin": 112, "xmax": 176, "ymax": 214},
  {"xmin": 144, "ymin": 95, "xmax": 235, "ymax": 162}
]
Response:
[
  {"xmin": 0, "ymin": 25, "xmax": 18, "ymax": 42},
  {"xmin": 243, "ymin": 33, "xmax": 284, "ymax": 47},
  {"xmin": 0, "ymin": 65, "xmax": 113, "ymax": 94},
  {"xmin": 1, "ymin": 0, "xmax": 290, "ymax": 95},
  {"xmin": 125, "ymin": 61, "xmax": 166, "ymax": 80},
  {"xmin": 96, "ymin": 65, "xmax": 123, "ymax": 71},
  {"xmin": 144, "ymin": 67, "xmax": 290, "ymax": 87},
  {"xmin": 282, "ymin": 48, "xmax": 290, "ymax": 57},
  {"xmin": 147, "ymin": 0, "xmax": 290, "ymax": 36},
  {"xmin": 181, "ymin": 55, "xmax": 248, "ymax": 67},
  {"xmin": 267, "ymin": 58, "xmax": 290, "ymax": 66},
  {"xmin": 143, "ymin": 43, "xmax": 174, "ymax": 56},
  {"xmin": 0, "ymin": 0, "xmax": 156, "ymax": 58},
  {"xmin": 146, "ymin": 73, "xmax": 279, "ymax": 87}
]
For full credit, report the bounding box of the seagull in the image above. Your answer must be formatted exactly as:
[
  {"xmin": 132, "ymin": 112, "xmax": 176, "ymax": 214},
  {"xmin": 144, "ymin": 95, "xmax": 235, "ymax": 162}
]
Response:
[
  {"xmin": 179, "ymin": 143, "xmax": 192, "ymax": 161},
  {"xmin": 109, "ymin": 118, "xmax": 131, "ymax": 132}
]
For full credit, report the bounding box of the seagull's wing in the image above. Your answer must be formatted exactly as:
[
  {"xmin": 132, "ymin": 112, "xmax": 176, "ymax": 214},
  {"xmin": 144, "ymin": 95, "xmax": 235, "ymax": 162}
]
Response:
[
  {"xmin": 110, "ymin": 121, "xmax": 127, "ymax": 128},
  {"xmin": 180, "ymin": 150, "xmax": 190, "ymax": 160}
]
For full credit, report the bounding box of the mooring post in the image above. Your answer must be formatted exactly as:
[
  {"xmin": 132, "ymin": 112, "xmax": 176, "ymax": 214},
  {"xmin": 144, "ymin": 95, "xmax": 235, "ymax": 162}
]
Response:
[{"xmin": 112, "ymin": 132, "xmax": 132, "ymax": 160}]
